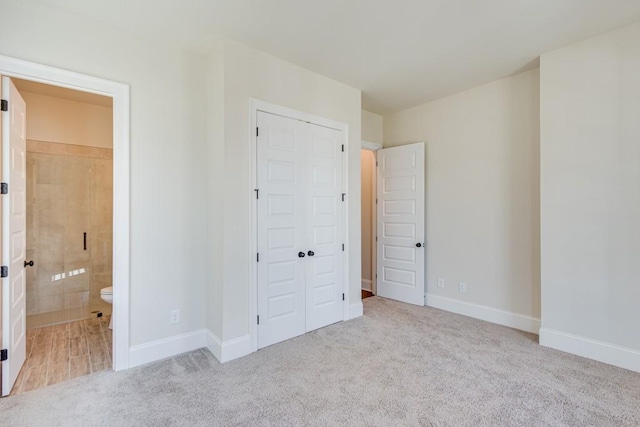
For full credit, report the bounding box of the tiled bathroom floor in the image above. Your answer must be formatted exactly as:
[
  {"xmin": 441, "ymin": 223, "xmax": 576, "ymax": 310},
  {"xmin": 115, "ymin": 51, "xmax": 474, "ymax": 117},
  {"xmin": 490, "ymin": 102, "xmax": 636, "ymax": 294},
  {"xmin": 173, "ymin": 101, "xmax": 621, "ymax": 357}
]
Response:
[{"xmin": 10, "ymin": 315, "xmax": 112, "ymax": 395}]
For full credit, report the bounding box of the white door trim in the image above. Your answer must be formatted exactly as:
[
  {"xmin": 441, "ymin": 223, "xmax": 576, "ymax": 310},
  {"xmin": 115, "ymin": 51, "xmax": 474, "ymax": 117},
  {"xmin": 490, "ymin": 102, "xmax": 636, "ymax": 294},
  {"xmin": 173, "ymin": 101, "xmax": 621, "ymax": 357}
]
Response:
[
  {"xmin": 0, "ymin": 54, "xmax": 131, "ymax": 371},
  {"xmin": 361, "ymin": 140, "xmax": 382, "ymax": 151},
  {"xmin": 249, "ymin": 99, "xmax": 349, "ymax": 353}
]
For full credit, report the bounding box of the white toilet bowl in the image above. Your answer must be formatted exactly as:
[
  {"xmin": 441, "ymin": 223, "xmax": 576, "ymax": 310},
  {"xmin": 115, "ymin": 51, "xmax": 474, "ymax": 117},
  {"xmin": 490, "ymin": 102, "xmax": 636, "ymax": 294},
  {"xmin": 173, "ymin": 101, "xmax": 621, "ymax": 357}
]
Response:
[{"xmin": 100, "ymin": 286, "xmax": 113, "ymax": 329}]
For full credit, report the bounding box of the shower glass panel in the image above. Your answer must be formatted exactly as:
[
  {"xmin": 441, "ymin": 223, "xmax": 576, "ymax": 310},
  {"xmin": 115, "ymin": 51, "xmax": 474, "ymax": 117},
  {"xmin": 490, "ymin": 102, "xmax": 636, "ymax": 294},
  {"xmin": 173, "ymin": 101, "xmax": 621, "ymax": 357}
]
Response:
[{"xmin": 26, "ymin": 151, "xmax": 112, "ymax": 328}]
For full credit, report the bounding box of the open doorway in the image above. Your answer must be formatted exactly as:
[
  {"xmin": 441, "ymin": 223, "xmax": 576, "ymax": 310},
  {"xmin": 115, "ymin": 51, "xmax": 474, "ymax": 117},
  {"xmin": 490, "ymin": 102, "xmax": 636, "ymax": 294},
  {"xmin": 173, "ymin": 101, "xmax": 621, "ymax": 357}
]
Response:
[
  {"xmin": 0, "ymin": 55, "xmax": 130, "ymax": 396},
  {"xmin": 3, "ymin": 78, "xmax": 114, "ymax": 395},
  {"xmin": 361, "ymin": 144, "xmax": 380, "ymax": 299}
]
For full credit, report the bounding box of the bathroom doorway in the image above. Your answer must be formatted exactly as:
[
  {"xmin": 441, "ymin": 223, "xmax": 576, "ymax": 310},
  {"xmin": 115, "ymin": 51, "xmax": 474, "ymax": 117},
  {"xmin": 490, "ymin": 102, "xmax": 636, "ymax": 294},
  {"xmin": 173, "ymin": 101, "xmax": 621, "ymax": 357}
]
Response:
[{"xmin": 3, "ymin": 77, "xmax": 114, "ymax": 395}]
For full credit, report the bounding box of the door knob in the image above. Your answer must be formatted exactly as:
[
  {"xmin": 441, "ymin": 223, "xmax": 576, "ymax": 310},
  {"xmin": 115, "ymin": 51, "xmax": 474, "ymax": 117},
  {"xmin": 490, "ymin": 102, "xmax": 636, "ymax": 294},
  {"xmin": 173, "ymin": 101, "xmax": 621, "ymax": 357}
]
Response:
[
  {"xmin": 416, "ymin": 243, "xmax": 422, "ymax": 248},
  {"xmin": 298, "ymin": 252, "xmax": 306, "ymax": 258},
  {"xmin": 24, "ymin": 260, "xmax": 34, "ymax": 267},
  {"xmin": 307, "ymin": 251, "xmax": 315, "ymax": 257}
]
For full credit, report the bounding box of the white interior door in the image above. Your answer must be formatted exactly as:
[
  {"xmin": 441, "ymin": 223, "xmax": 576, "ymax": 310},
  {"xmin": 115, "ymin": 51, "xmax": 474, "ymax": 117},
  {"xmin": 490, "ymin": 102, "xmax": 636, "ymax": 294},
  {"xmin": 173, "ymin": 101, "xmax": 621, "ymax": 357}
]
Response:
[
  {"xmin": 376, "ymin": 142, "xmax": 425, "ymax": 306},
  {"xmin": 305, "ymin": 123, "xmax": 343, "ymax": 332},
  {"xmin": 1, "ymin": 76, "xmax": 27, "ymax": 396},
  {"xmin": 257, "ymin": 111, "xmax": 344, "ymax": 349},
  {"xmin": 256, "ymin": 111, "xmax": 307, "ymax": 349}
]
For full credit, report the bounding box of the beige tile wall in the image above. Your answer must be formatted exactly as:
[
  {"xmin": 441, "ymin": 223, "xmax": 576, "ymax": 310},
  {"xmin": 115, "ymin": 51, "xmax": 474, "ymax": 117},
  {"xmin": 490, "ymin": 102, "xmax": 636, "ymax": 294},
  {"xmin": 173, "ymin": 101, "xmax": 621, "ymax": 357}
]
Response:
[{"xmin": 26, "ymin": 141, "xmax": 113, "ymax": 319}]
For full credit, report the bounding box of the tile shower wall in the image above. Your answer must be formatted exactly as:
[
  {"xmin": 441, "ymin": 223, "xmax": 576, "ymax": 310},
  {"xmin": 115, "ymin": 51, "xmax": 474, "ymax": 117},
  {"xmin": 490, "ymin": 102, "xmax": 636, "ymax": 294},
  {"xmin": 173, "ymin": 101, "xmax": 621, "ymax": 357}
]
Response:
[{"xmin": 26, "ymin": 141, "xmax": 113, "ymax": 326}]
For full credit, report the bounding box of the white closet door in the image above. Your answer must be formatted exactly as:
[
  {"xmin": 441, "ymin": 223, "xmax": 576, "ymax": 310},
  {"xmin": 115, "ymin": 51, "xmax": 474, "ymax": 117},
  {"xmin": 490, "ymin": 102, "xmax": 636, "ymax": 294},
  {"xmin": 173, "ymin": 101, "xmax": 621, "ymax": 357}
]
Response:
[
  {"xmin": 256, "ymin": 112, "xmax": 307, "ymax": 349},
  {"xmin": 305, "ymin": 123, "xmax": 343, "ymax": 331},
  {"xmin": 2, "ymin": 77, "xmax": 27, "ymax": 395},
  {"xmin": 376, "ymin": 142, "xmax": 425, "ymax": 306}
]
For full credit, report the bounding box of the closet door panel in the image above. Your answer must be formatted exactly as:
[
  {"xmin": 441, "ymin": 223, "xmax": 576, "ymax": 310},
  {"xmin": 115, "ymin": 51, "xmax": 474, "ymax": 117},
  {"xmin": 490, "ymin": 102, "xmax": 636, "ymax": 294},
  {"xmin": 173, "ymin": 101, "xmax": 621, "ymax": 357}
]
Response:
[
  {"xmin": 305, "ymin": 124, "xmax": 344, "ymax": 332},
  {"xmin": 256, "ymin": 112, "xmax": 307, "ymax": 348}
]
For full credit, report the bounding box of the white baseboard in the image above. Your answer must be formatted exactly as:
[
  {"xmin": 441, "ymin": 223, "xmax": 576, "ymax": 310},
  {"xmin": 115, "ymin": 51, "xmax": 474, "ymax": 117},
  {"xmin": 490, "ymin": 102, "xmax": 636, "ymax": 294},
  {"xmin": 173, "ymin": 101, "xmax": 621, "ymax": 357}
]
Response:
[
  {"xmin": 206, "ymin": 331, "xmax": 252, "ymax": 363},
  {"xmin": 425, "ymin": 294, "xmax": 540, "ymax": 334},
  {"xmin": 361, "ymin": 279, "xmax": 372, "ymax": 292},
  {"xmin": 540, "ymin": 328, "xmax": 640, "ymax": 373},
  {"xmin": 206, "ymin": 330, "xmax": 223, "ymax": 361},
  {"xmin": 346, "ymin": 301, "xmax": 363, "ymax": 320},
  {"xmin": 128, "ymin": 329, "xmax": 207, "ymax": 368}
]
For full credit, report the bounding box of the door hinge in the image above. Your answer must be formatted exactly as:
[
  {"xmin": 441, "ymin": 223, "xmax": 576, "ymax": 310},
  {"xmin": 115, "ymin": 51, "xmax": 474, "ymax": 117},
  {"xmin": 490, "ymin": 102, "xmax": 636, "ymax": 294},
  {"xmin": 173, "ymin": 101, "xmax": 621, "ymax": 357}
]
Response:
[
  {"xmin": 257, "ymin": 315, "xmax": 260, "ymax": 325},
  {"xmin": 255, "ymin": 189, "xmax": 259, "ymax": 199},
  {"xmin": 376, "ymin": 161, "xmax": 378, "ymax": 167},
  {"xmin": 342, "ymin": 293, "xmax": 345, "ymax": 301},
  {"xmin": 0, "ymin": 266, "xmax": 7, "ymax": 278},
  {"xmin": 0, "ymin": 349, "xmax": 7, "ymax": 362},
  {"xmin": 0, "ymin": 182, "xmax": 7, "ymax": 194},
  {"xmin": 341, "ymin": 144, "xmax": 344, "ymax": 152},
  {"xmin": 375, "ymin": 198, "xmax": 378, "ymax": 204},
  {"xmin": 376, "ymin": 236, "xmax": 378, "ymax": 242},
  {"xmin": 257, "ymin": 253, "xmax": 259, "ymax": 262},
  {"xmin": 1, "ymin": 99, "xmax": 7, "ymax": 112},
  {"xmin": 256, "ymin": 127, "xmax": 259, "ymax": 137},
  {"xmin": 341, "ymin": 193, "xmax": 346, "ymax": 202},
  {"xmin": 342, "ymin": 243, "xmax": 345, "ymax": 252}
]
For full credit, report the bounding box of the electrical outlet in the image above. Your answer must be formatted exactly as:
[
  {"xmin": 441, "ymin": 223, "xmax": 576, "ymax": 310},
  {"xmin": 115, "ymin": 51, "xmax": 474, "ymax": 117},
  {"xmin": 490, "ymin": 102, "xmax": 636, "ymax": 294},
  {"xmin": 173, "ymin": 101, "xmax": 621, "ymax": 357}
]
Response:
[
  {"xmin": 437, "ymin": 277, "xmax": 445, "ymax": 288},
  {"xmin": 170, "ymin": 309, "xmax": 181, "ymax": 324},
  {"xmin": 458, "ymin": 282, "xmax": 467, "ymax": 293}
]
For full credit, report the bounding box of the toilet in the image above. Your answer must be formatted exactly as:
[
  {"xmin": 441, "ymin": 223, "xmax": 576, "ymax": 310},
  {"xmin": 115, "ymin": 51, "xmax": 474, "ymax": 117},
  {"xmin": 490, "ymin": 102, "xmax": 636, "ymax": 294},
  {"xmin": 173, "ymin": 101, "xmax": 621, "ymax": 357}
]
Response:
[{"xmin": 100, "ymin": 286, "xmax": 113, "ymax": 329}]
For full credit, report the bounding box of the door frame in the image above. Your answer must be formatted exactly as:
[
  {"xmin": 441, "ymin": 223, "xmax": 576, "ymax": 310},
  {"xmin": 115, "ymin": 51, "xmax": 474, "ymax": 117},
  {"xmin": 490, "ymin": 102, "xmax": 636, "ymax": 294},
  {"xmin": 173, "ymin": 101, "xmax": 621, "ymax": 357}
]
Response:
[
  {"xmin": 249, "ymin": 99, "xmax": 349, "ymax": 353},
  {"xmin": 0, "ymin": 54, "xmax": 131, "ymax": 371},
  {"xmin": 360, "ymin": 141, "xmax": 381, "ymax": 294}
]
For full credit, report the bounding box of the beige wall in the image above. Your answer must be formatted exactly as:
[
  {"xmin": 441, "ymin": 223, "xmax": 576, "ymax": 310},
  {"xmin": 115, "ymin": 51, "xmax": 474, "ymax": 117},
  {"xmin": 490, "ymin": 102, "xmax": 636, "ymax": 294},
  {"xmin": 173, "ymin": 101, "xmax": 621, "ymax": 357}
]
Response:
[
  {"xmin": 215, "ymin": 39, "xmax": 362, "ymax": 340},
  {"xmin": 540, "ymin": 22, "xmax": 640, "ymax": 353},
  {"xmin": 0, "ymin": 1, "xmax": 210, "ymax": 346},
  {"xmin": 384, "ymin": 68, "xmax": 540, "ymax": 319},
  {"xmin": 204, "ymin": 44, "xmax": 225, "ymax": 339},
  {"xmin": 360, "ymin": 150, "xmax": 375, "ymax": 287},
  {"xmin": 1, "ymin": 1, "xmax": 363, "ymax": 352},
  {"xmin": 362, "ymin": 110, "xmax": 383, "ymax": 145},
  {"xmin": 21, "ymin": 92, "xmax": 113, "ymax": 149}
]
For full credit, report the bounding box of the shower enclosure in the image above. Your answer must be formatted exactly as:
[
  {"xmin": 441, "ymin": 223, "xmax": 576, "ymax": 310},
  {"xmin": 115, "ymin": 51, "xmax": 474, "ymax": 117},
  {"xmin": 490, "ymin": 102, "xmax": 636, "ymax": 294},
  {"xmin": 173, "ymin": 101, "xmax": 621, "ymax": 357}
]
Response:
[{"xmin": 26, "ymin": 145, "xmax": 113, "ymax": 328}]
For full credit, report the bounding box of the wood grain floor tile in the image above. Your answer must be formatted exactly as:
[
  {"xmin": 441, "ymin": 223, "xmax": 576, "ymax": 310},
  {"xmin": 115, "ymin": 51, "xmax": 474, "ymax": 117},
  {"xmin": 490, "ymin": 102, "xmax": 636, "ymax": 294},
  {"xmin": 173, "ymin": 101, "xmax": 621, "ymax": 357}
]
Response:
[
  {"xmin": 84, "ymin": 321, "xmax": 102, "ymax": 337},
  {"xmin": 34, "ymin": 329, "xmax": 53, "ymax": 348},
  {"xmin": 26, "ymin": 328, "xmax": 39, "ymax": 340},
  {"xmin": 11, "ymin": 317, "xmax": 112, "ymax": 395},
  {"xmin": 46, "ymin": 361, "xmax": 70, "ymax": 386},
  {"xmin": 26, "ymin": 337, "xmax": 36, "ymax": 356},
  {"xmin": 48, "ymin": 331, "xmax": 70, "ymax": 365},
  {"xmin": 21, "ymin": 364, "xmax": 48, "ymax": 393},
  {"xmin": 70, "ymin": 355, "xmax": 91, "ymax": 379},
  {"xmin": 52, "ymin": 322, "xmax": 70, "ymax": 333},
  {"xmin": 90, "ymin": 362, "xmax": 111, "ymax": 373},
  {"xmin": 28, "ymin": 342, "xmax": 51, "ymax": 367},
  {"xmin": 69, "ymin": 320, "xmax": 86, "ymax": 338},
  {"xmin": 10, "ymin": 363, "xmax": 29, "ymax": 395},
  {"xmin": 38, "ymin": 325, "xmax": 56, "ymax": 339},
  {"xmin": 70, "ymin": 336, "xmax": 88, "ymax": 358},
  {"xmin": 89, "ymin": 341, "xmax": 110, "ymax": 367}
]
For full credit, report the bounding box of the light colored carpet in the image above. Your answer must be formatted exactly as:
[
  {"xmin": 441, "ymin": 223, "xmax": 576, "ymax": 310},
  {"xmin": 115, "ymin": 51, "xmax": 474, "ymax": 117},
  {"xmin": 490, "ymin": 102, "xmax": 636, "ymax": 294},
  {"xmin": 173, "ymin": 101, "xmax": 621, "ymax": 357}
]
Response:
[{"xmin": 2, "ymin": 296, "xmax": 639, "ymax": 426}]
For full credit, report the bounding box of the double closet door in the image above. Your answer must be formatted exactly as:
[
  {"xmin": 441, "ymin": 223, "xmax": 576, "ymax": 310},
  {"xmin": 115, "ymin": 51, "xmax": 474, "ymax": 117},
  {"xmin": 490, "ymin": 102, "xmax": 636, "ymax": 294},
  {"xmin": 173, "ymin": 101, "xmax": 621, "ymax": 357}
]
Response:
[{"xmin": 257, "ymin": 111, "xmax": 344, "ymax": 349}]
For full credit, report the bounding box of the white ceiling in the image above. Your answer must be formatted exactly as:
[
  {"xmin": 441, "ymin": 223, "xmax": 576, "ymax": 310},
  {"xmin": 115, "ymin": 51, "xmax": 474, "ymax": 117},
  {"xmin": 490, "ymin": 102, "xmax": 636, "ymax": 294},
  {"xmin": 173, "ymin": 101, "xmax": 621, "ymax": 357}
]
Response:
[
  {"xmin": 13, "ymin": 78, "xmax": 113, "ymax": 107},
  {"xmin": 38, "ymin": 0, "xmax": 640, "ymax": 114}
]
